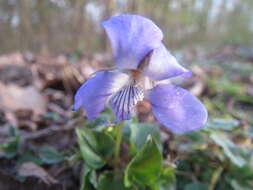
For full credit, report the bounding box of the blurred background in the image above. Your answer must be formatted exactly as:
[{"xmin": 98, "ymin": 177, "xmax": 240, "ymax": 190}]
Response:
[
  {"xmin": 1, "ymin": 0, "xmax": 253, "ymax": 54},
  {"xmin": 0, "ymin": 0, "xmax": 253, "ymax": 190}
]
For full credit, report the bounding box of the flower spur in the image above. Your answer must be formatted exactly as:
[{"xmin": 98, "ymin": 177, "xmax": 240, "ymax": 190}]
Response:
[{"xmin": 72, "ymin": 14, "xmax": 208, "ymax": 132}]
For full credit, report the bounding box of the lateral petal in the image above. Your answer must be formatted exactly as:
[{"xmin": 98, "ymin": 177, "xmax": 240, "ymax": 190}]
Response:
[
  {"xmin": 141, "ymin": 44, "xmax": 191, "ymax": 81},
  {"xmin": 73, "ymin": 71, "xmax": 129, "ymax": 120},
  {"xmin": 147, "ymin": 84, "xmax": 207, "ymax": 132}
]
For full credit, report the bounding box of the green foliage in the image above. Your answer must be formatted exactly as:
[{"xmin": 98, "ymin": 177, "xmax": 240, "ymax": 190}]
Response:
[
  {"xmin": 38, "ymin": 146, "xmax": 65, "ymax": 164},
  {"xmin": 129, "ymin": 122, "xmax": 161, "ymax": 151},
  {"xmin": 159, "ymin": 167, "xmax": 176, "ymax": 190},
  {"xmin": 75, "ymin": 113, "xmax": 253, "ymax": 190},
  {"xmin": 184, "ymin": 182, "xmax": 208, "ymax": 190},
  {"xmin": 98, "ymin": 172, "xmax": 130, "ymax": 190},
  {"xmin": 0, "ymin": 127, "xmax": 20, "ymax": 158},
  {"xmin": 76, "ymin": 127, "xmax": 115, "ymax": 169},
  {"xmin": 244, "ymin": 126, "xmax": 253, "ymax": 138},
  {"xmin": 205, "ymin": 118, "xmax": 239, "ymax": 131},
  {"xmin": 207, "ymin": 78, "xmax": 253, "ymax": 104},
  {"xmin": 210, "ymin": 132, "xmax": 246, "ymax": 167},
  {"xmin": 80, "ymin": 166, "xmax": 97, "ymax": 190},
  {"xmin": 0, "ymin": 127, "xmax": 66, "ymax": 167},
  {"xmin": 2, "ymin": 97, "xmax": 253, "ymax": 190},
  {"xmin": 17, "ymin": 151, "xmax": 43, "ymax": 165},
  {"xmin": 78, "ymin": 121, "xmax": 173, "ymax": 190},
  {"xmin": 124, "ymin": 136, "xmax": 163, "ymax": 188}
]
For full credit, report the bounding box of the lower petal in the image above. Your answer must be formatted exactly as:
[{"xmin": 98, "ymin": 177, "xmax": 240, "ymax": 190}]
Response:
[
  {"xmin": 146, "ymin": 84, "xmax": 207, "ymax": 132},
  {"xmin": 109, "ymin": 85, "xmax": 144, "ymax": 121},
  {"xmin": 73, "ymin": 71, "xmax": 129, "ymax": 120}
]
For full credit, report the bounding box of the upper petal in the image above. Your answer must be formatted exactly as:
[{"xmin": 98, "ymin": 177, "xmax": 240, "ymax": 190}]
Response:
[
  {"xmin": 102, "ymin": 14, "xmax": 163, "ymax": 70},
  {"xmin": 146, "ymin": 84, "xmax": 207, "ymax": 132},
  {"xmin": 72, "ymin": 71, "xmax": 129, "ymax": 120},
  {"xmin": 140, "ymin": 44, "xmax": 191, "ymax": 81}
]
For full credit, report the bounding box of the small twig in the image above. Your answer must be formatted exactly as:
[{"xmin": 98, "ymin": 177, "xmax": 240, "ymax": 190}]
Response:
[
  {"xmin": 47, "ymin": 103, "xmax": 67, "ymax": 116},
  {"xmin": 23, "ymin": 119, "xmax": 78, "ymax": 140}
]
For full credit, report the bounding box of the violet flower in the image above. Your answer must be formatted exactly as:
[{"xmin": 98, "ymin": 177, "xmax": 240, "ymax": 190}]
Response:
[{"xmin": 73, "ymin": 14, "xmax": 207, "ymax": 132}]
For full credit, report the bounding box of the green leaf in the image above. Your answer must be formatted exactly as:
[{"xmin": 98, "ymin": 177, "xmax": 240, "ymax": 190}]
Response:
[
  {"xmin": 124, "ymin": 136, "xmax": 163, "ymax": 187},
  {"xmin": 76, "ymin": 127, "xmax": 114, "ymax": 169},
  {"xmin": 175, "ymin": 131, "xmax": 207, "ymax": 151},
  {"xmin": 230, "ymin": 180, "xmax": 253, "ymax": 190},
  {"xmin": 130, "ymin": 123, "xmax": 161, "ymax": 150},
  {"xmin": 98, "ymin": 171, "xmax": 130, "ymax": 190},
  {"xmin": 1, "ymin": 133, "xmax": 20, "ymax": 158},
  {"xmin": 227, "ymin": 165, "xmax": 253, "ymax": 187},
  {"xmin": 207, "ymin": 79, "xmax": 253, "ymax": 103},
  {"xmin": 210, "ymin": 132, "xmax": 246, "ymax": 167},
  {"xmin": 39, "ymin": 146, "xmax": 65, "ymax": 164},
  {"xmin": 80, "ymin": 166, "xmax": 97, "ymax": 190},
  {"xmin": 208, "ymin": 166, "xmax": 223, "ymax": 190},
  {"xmin": 159, "ymin": 167, "xmax": 176, "ymax": 190},
  {"xmin": 17, "ymin": 151, "xmax": 43, "ymax": 165},
  {"xmin": 244, "ymin": 126, "xmax": 253, "ymax": 138},
  {"xmin": 205, "ymin": 118, "xmax": 239, "ymax": 131},
  {"xmin": 185, "ymin": 182, "xmax": 208, "ymax": 190}
]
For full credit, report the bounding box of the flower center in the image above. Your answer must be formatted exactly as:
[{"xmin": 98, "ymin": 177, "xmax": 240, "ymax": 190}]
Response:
[
  {"xmin": 129, "ymin": 69, "xmax": 142, "ymax": 79},
  {"xmin": 128, "ymin": 69, "xmax": 153, "ymax": 91}
]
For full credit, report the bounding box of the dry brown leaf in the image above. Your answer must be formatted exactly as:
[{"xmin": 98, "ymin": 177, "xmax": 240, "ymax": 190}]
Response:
[
  {"xmin": 0, "ymin": 52, "xmax": 25, "ymax": 67},
  {"xmin": 0, "ymin": 83, "xmax": 46, "ymax": 115},
  {"xmin": 18, "ymin": 162, "xmax": 58, "ymax": 185}
]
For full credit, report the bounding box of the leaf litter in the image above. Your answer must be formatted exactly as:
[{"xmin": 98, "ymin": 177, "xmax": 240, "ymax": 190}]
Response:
[{"xmin": 0, "ymin": 46, "xmax": 252, "ymax": 189}]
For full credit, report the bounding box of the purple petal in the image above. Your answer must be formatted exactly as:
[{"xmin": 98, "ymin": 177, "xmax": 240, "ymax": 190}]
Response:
[
  {"xmin": 102, "ymin": 14, "xmax": 163, "ymax": 70},
  {"xmin": 141, "ymin": 44, "xmax": 191, "ymax": 80},
  {"xmin": 146, "ymin": 84, "xmax": 207, "ymax": 132},
  {"xmin": 109, "ymin": 85, "xmax": 144, "ymax": 122},
  {"xmin": 73, "ymin": 71, "xmax": 129, "ymax": 120}
]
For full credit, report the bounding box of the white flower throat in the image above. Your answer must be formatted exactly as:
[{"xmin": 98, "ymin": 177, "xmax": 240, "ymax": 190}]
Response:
[{"xmin": 108, "ymin": 69, "xmax": 152, "ymax": 121}]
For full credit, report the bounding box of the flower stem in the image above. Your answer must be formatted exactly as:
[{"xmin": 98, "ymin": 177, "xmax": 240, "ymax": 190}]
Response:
[{"xmin": 114, "ymin": 121, "xmax": 124, "ymax": 169}]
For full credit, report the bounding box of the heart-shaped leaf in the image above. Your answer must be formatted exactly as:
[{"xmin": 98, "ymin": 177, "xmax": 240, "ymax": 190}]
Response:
[
  {"xmin": 124, "ymin": 136, "xmax": 162, "ymax": 187},
  {"xmin": 76, "ymin": 127, "xmax": 114, "ymax": 169}
]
